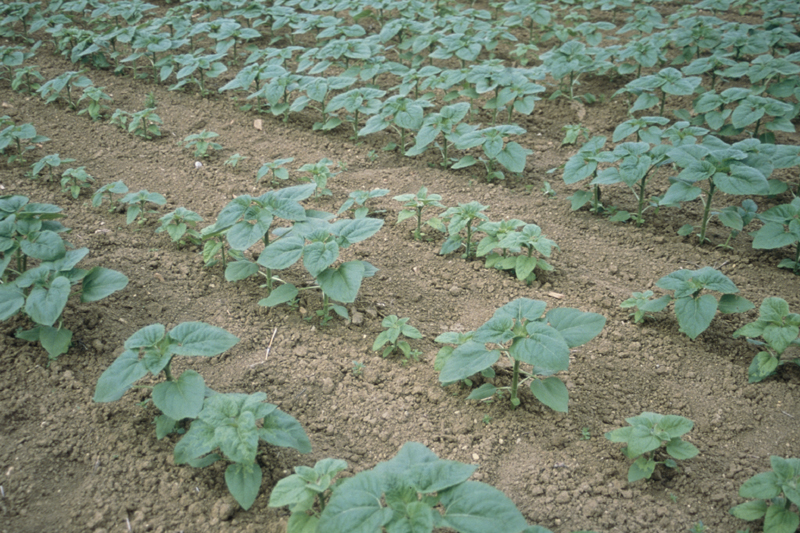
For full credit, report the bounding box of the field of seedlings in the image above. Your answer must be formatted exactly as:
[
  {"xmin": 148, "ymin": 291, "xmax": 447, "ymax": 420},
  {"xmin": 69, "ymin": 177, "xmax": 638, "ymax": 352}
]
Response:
[{"xmin": 1, "ymin": 0, "xmax": 800, "ymax": 531}]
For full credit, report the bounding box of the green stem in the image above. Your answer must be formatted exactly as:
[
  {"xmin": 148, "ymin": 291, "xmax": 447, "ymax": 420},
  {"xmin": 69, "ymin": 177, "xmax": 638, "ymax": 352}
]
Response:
[
  {"xmin": 698, "ymin": 181, "xmax": 716, "ymax": 244},
  {"xmin": 659, "ymin": 89, "xmax": 666, "ymax": 117},
  {"xmin": 465, "ymin": 220, "xmax": 473, "ymax": 259},
  {"xmin": 163, "ymin": 362, "xmax": 174, "ymax": 381},
  {"xmin": 510, "ymin": 359, "xmax": 520, "ymax": 408},
  {"xmin": 414, "ymin": 206, "xmax": 423, "ymax": 240},
  {"xmin": 794, "ymin": 243, "xmax": 800, "ymax": 275}
]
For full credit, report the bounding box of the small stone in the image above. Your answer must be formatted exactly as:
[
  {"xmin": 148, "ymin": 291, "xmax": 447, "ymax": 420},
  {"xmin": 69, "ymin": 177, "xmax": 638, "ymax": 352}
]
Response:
[
  {"xmin": 321, "ymin": 378, "xmax": 335, "ymax": 394},
  {"xmin": 449, "ymin": 285, "xmax": 461, "ymax": 296},
  {"xmin": 350, "ymin": 311, "xmax": 364, "ymax": 325},
  {"xmin": 472, "ymin": 453, "xmax": 479, "ymax": 461},
  {"xmin": 555, "ymin": 491, "xmax": 571, "ymax": 504}
]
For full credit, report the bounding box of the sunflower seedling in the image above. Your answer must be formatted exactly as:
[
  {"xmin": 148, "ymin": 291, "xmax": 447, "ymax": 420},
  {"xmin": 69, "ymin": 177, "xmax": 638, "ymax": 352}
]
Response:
[
  {"xmin": 223, "ymin": 153, "xmax": 248, "ymax": 171},
  {"xmin": 156, "ymin": 207, "xmax": 203, "ymax": 246},
  {"xmin": 605, "ymin": 412, "xmax": 699, "ymax": 483},
  {"xmin": 730, "ymin": 456, "xmax": 800, "ymax": 532},
  {"xmin": 270, "ymin": 442, "xmax": 530, "ymax": 533},
  {"xmin": 626, "ymin": 266, "xmax": 753, "ymax": 339},
  {"xmin": 181, "ymin": 130, "xmax": 222, "ymax": 159},
  {"xmin": 92, "ymin": 180, "xmax": 128, "ymax": 212},
  {"xmin": 60, "ymin": 166, "xmax": 95, "ymax": 199},
  {"xmin": 120, "ymin": 189, "xmax": 167, "ymax": 224},
  {"xmin": 77, "ymin": 85, "xmax": 112, "ymax": 121},
  {"xmin": 732, "ymin": 297, "xmax": 800, "ymax": 383},
  {"xmin": 476, "ymin": 220, "xmax": 558, "ymax": 284},
  {"xmin": 337, "ymin": 188, "xmax": 389, "ymax": 219},
  {"xmin": 436, "ymin": 297, "xmax": 605, "ymax": 411},
  {"xmin": 298, "ymin": 158, "xmax": 338, "ymax": 197},
  {"xmin": 751, "ymin": 196, "xmax": 800, "ymax": 274},
  {"xmin": 28, "ymin": 153, "xmax": 76, "ymax": 181},
  {"xmin": 393, "ymin": 187, "xmax": 445, "ymax": 241},
  {"xmin": 373, "ymin": 315, "xmax": 423, "ymax": 360},
  {"xmin": 256, "ymin": 157, "xmax": 294, "ymax": 184},
  {"xmin": 431, "ymin": 201, "xmax": 490, "ymax": 260},
  {"xmin": 174, "ymin": 391, "xmax": 310, "ymax": 510}
]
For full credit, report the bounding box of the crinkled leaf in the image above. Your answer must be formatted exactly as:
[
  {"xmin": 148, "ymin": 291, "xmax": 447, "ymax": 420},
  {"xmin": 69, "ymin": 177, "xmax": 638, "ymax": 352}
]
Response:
[
  {"xmin": 438, "ymin": 481, "xmax": 528, "ymax": 533},
  {"xmin": 225, "ymin": 462, "xmax": 262, "ymax": 511},
  {"xmin": 675, "ymin": 294, "xmax": 718, "ymax": 339},
  {"xmin": 545, "ymin": 308, "xmax": 606, "ymax": 348},
  {"xmin": 258, "ymin": 283, "xmax": 298, "ymax": 308},
  {"xmin": 152, "ymin": 370, "xmax": 205, "ymax": 420},
  {"xmin": 26, "ymin": 276, "xmax": 70, "ymax": 326},
  {"xmin": 259, "ymin": 409, "xmax": 312, "ymax": 453},
  {"xmin": 439, "ymin": 341, "xmax": 500, "ymax": 383},
  {"xmin": 316, "ymin": 261, "xmax": 365, "ymax": 303}
]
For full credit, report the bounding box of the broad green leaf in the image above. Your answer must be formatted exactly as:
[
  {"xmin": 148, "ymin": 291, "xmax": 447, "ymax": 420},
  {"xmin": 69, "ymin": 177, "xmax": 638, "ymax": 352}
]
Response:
[
  {"xmin": 303, "ymin": 241, "xmax": 339, "ymax": 278},
  {"xmin": 515, "ymin": 255, "xmax": 537, "ymax": 281},
  {"xmin": 660, "ymin": 181, "xmax": 701, "ymax": 205},
  {"xmin": 259, "ymin": 283, "xmax": 299, "ymax": 307},
  {"xmin": 658, "ymin": 415, "xmax": 694, "ymax": 438},
  {"xmin": 316, "ymin": 261, "xmax": 365, "ymax": 303},
  {"xmin": 753, "ymin": 223, "xmax": 798, "ymax": 250},
  {"xmin": 439, "ymin": 342, "xmax": 500, "ymax": 383},
  {"xmin": 173, "ymin": 419, "xmax": 217, "ymax": 464},
  {"xmin": 227, "ymin": 217, "xmax": 273, "ymax": 251},
  {"xmin": 760, "ymin": 297, "xmax": 791, "ymax": 323},
  {"xmin": 517, "ymin": 322, "xmax": 570, "ymax": 374},
  {"xmin": 763, "ymin": 323, "xmax": 799, "ymax": 355},
  {"xmin": 628, "ymin": 457, "xmax": 656, "ymax": 482},
  {"xmin": 288, "ymin": 513, "xmax": 318, "ymax": 533},
  {"xmin": 225, "ymin": 462, "xmax": 262, "ymax": 511},
  {"xmin": 331, "ymin": 217, "xmax": 384, "ymax": 246},
  {"xmin": 125, "ymin": 323, "xmax": 166, "ymax": 349},
  {"xmin": 717, "ymin": 294, "xmax": 754, "ymax": 314},
  {"xmin": 739, "ymin": 471, "xmax": 782, "ymax": 499},
  {"xmin": 26, "ymin": 276, "xmax": 70, "ymax": 326},
  {"xmin": 493, "ymin": 298, "xmax": 547, "ymax": 323},
  {"xmin": 675, "ymin": 294, "xmax": 718, "ymax": 339},
  {"xmin": 39, "ymin": 325, "xmax": 72, "ymax": 359},
  {"xmin": 730, "ymin": 499, "xmax": 768, "ymax": 521},
  {"xmin": 318, "ymin": 470, "xmax": 394, "ymax": 533},
  {"xmin": 225, "ymin": 260, "xmax": 260, "ymax": 282},
  {"xmin": 151, "ymin": 370, "xmax": 205, "ymax": 420},
  {"xmin": 258, "ymin": 236, "xmax": 305, "ymax": 269},
  {"xmin": 530, "ymin": 377, "xmax": 568, "ymax": 412},
  {"xmin": 155, "ymin": 414, "xmax": 177, "ymax": 440},
  {"xmin": 545, "ymin": 308, "xmax": 606, "ymax": 348},
  {"xmin": 665, "ymin": 439, "xmax": 699, "ymax": 460},
  {"xmin": 473, "ymin": 316, "xmax": 515, "ymax": 344},
  {"xmin": 260, "ymin": 409, "xmax": 312, "ymax": 453},
  {"xmin": 713, "ymin": 165, "xmax": 769, "ymax": 196},
  {"xmin": 764, "ymin": 503, "xmax": 800, "ymax": 533},
  {"xmin": 467, "ymin": 383, "xmax": 497, "ymax": 401},
  {"xmin": 0, "ymin": 284, "xmax": 25, "ymax": 320},
  {"xmin": 19, "ymin": 230, "xmax": 65, "ymax": 261},
  {"xmin": 496, "ymin": 142, "xmax": 530, "ymax": 173},
  {"xmin": 93, "ymin": 349, "xmax": 148, "ymax": 402},
  {"xmin": 81, "ymin": 267, "xmax": 129, "ymax": 302},
  {"xmin": 168, "ymin": 322, "xmax": 239, "ymax": 356},
  {"xmin": 439, "ymin": 481, "xmax": 529, "ymax": 533}
]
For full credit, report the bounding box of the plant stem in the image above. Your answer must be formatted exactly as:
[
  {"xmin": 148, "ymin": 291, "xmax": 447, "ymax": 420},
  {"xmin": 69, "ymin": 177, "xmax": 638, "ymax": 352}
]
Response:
[
  {"xmin": 698, "ymin": 181, "xmax": 716, "ymax": 244},
  {"xmin": 510, "ymin": 359, "xmax": 520, "ymax": 408},
  {"xmin": 414, "ymin": 206, "xmax": 423, "ymax": 240}
]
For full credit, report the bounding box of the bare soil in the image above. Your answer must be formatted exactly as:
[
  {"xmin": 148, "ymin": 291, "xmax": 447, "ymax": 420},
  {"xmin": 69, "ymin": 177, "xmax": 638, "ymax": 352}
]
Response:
[{"xmin": 1, "ymin": 4, "xmax": 799, "ymax": 533}]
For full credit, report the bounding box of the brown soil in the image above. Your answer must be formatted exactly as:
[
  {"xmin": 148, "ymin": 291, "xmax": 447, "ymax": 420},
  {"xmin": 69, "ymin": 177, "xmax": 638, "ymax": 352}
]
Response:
[{"xmin": 1, "ymin": 4, "xmax": 799, "ymax": 533}]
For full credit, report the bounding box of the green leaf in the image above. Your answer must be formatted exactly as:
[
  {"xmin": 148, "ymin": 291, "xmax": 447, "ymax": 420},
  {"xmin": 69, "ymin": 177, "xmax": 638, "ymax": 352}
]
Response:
[
  {"xmin": 125, "ymin": 323, "xmax": 166, "ymax": 349},
  {"xmin": 288, "ymin": 513, "xmax": 318, "ymax": 533},
  {"xmin": 674, "ymin": 294, "xmax": 718, "ymax": 340},
  {"xmin": 439, "ymin": 342, "xmax": 501, "ymax": 383},
  {"xmin": 93, "ymin": 349, "xmax": 149, "ymax": 402},
  {"xmin": 259, "ymin": 409, "xmax": 312, "ymax": 454},
  {"xmin": 545, "ymin": 308, "xmax": 606, "ymax": 348},
  {"xmin": 473, "ymin": 316, "xmax": 515, "ymax": 344},
  {"xmin": 569, "ymin": 190, "xmax": 593, "ymax": 211},
  {"xmin": 258, "ymin": 236, "xmax": 305, "ymax": 270},
  {"xmin": 530, "ymin": 377, "xmax": 569, "ymax": 412},
  {"xmin": 496, "ymin": 142, "xmax": 530, "ymax": 173},
  {"xmin": 517, "ymin": 322, "xmax": 570, "ymax": 374},
  {"xmin": 628, "ymin": 456, "xmax": 656, "ymax": 482},
  {"xmin": 225, "ymin": 260, "xmax": 260, "ymax": 282},
  {"xmin": 318, "ymin": 470, "xmax": 394, "ymax": 533},
  {"xmin": 303, "ymin": 240, "xmax": 339, "ymax": 278},
  {"xmin": 493, "ymin": 297, "xmax": 547, "ymax": 323},
  {"xmin": 713, "ymin": 165, "xmax": 770, "ymax": 196},
  {"xmin": 753, "ymin": 223, "xmax": 799, "ymax": 250},
  {"xmin": 764, "ymin": 503, "xmax": 800, "ymax": 533},
  {"xmin": 81, "ymin": 267, "xmax": 129, "ymax": 302},
  {"xmin": 19, "ymin": 230, "xmax": 65, "ymax": 261},
  {"xmin": 665, "ymin": 439, "xmax": 699, "ymax": 460},
  {"xmin": 168, "ymin": 322, "xmax": 239, "ymax": 356},
  {"xmin": 0, "ymin": 284, "xmax": 25, "ymax": 320},
  {"xmin": 438, "ymin": 481, "xmax": 529, "ymax": 533},
  {"xmin": 467, "ymin": 383, "xmax": 497, "ymax": 401},
  {"xmin": 316, "ymin": 261, "xmax": 365, "ymax": 303},
  {"xmin": 748, "ymin": 352, "xmax": 779, "ymax": 383},
  {"xmin": 39, "ymin": 325, "xmax": 72, "ymax": 359},
  {"xmin": 717, "ymin": 294, "xmax": 754, "ymax": 314},
  {"xmin": 739, "ymin": 471, "xmax": 782, "ymax": 500},
  {"xmin": 152, "ymin": 370, "xmax": 205, "ymax": 420},
  {"xmin": 730, "ymin": 499, "xmax": 768, "ymax": 521},
  {"xmin": 155, "ymin": 414, "xmax": 177, "ymax": 440},
  {"xmin": 225, "ymin": 462, "xmax": 262, "ymax": 511},
  {"xmin": 258, "ymin": 283, "xmax": 298, "ymax": 308},
  {"xmin": 26, "ymin": 276, "xmax": 70, "ymax": 326}
]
